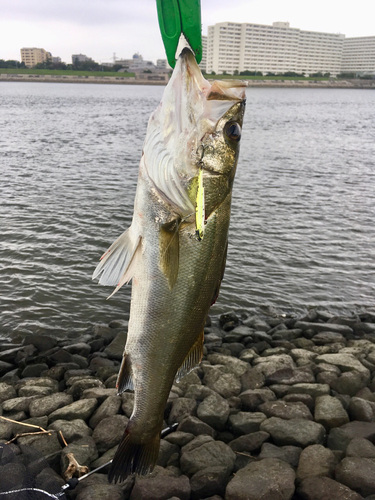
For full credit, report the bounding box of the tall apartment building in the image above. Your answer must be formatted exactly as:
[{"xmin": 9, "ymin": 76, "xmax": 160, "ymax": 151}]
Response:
[
  {"xmin": 20, "ymin": 48, "xmax": 52, "ymax": 68},
  {"xmin": 199, "ymin": 36, "xmax": 207, "ymax": 72},
  {"xmin": 207, "ymin": 22, "xmax": 344, "ymax": 76},
  {"xmin": 341, "ymin": 36, "xmax": 375, "ymax": 75}
]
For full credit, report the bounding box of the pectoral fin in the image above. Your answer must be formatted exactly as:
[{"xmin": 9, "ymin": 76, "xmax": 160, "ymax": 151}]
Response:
[
  {"xmin": 159, "ymin": 218, "xmax": 180, "ymax": 289},
  {"xmin": 92, "ymin": 228, "xmax": 141, "ymax": 298},
  {"xmin": 175, "ymin": 330, "xmax": 204, "ymax": 382}
]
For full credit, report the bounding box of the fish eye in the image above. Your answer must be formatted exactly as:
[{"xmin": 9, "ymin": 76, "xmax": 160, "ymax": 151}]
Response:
[{"xmin": 224, "ymin": 122, "xmax": 242, "ymax": 142}]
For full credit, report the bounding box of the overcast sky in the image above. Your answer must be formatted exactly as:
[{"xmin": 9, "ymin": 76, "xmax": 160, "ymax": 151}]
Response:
[{"xmin": 1, "ymin": 0, "xmax": 373, "ymax": 64}]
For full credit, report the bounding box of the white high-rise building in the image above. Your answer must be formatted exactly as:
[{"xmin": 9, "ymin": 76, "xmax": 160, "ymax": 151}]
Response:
[
  {"xmin": 341, "ymin": 36, "xmax": 375, "ymax": 75},
  {"xmin": 206, "ymin": 21, "xmax": 345, "ymax": 76},
  {"xmin": 199, "ymin": 36, "xmax": 207, "ymax": 72}
]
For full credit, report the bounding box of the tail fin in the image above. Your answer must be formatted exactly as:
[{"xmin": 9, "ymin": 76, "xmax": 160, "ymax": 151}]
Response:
[{"xmin": 108, "ymin": 431, "xmax": 160, "ymax": 483}]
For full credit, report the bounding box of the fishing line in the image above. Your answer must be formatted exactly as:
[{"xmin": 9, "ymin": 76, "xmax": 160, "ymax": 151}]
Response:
[{"xmin": 0, "ymin": 423, "xmax": 179, "ymax": 499}]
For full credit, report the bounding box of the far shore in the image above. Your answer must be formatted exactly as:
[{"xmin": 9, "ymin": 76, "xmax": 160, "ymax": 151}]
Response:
[{"xmin": 1, "ymin": 72, "xmax": 375, "ymax": 89}]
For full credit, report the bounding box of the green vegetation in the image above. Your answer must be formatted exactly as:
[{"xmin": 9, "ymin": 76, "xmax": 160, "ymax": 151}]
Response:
[{"xmin": 0, "ymin": 68, "xmax": 134, "ymax": 77}]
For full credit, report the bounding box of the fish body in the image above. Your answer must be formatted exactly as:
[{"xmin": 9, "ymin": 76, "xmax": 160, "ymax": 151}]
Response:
[{"xmin": 93, "ymin": 48, "xmax": 246, "ymax": 482}]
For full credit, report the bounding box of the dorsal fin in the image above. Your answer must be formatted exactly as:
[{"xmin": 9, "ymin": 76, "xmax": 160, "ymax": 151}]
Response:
[
  {"xmin": 159, "ymin": 218, "xmax": 180, "ymax": 289},
  {"xmin": 175, "ymin": 330, "xmax": 204, "ymax": 382}
]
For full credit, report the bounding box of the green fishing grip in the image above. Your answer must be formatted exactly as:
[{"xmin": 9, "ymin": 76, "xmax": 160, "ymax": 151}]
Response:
[{"xmin": 156, "ymin": 0, "xmax": 202, "ymax": 68}]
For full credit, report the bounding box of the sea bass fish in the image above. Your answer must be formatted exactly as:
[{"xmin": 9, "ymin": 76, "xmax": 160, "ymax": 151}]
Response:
[{"xmin": 93, "ymin": 48, "xmax": 246, "ymax": 482}]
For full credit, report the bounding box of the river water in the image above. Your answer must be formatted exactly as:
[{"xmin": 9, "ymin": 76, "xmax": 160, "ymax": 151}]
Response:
[{"xmin": 1, "ymin": 82, "xmax": 374, "ymax": 337}]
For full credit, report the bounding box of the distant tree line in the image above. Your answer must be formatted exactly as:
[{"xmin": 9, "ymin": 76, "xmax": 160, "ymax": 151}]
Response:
[{"xmin": 0, "ymin": 59, "xmax": 26, "ymax": 68}]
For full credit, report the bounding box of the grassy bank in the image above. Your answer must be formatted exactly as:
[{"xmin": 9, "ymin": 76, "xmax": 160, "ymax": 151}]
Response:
[{"xmin": 0, "ymin": 68, "xmax": 135, "ymax": 78}]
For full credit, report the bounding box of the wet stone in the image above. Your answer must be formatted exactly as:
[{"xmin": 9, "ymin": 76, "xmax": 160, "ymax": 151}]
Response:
[
  {"xmin": 314, "ymin": 395, "xmax": 350, "ymax": 430},
  {"xmin": 196, "ymin": 393, "xmax": 230, "ymax": 430},
  {"xmin": 228, "ymin": 431, "xmax": 270, "ymax": 453},
  {"xmin": 335, "ymin": 456, "xmax": 375, "ymax": 497},
  {"xmin": 48, "ymin": 398, "xmax": 98, "ymax": 422},
  {"xmin": 168, "ymin": 397, "xmax": 197, "ymax": 425},
  {"xmin": 228, "ymin": 411, "xmax": 266, "ymax": 436},
  {"xmin": 297, "ymin": 476, "xmax": 363, "ymax": 500},
  {"xmin": 239, "ymin": 387, "xmax": 276, "ymax": 411},
  {"xmin": 180, "ymin": 439, "xmax": 236, "ymax": 477},
  {"xmin": 89, "ymin": 395, "xmax": 122, "ymax": 428},
  {"xmin": 48, "ymin": 419, "xmax": 92, "ymax": 443},
  {"xmin": 190, "ymin": 466, "xmax": 230, "ymax": 500},
  {"xmin": 258, "ymin": 442, "xmax": 302, "ymax": 468},
  {"xmin": 92, "ymin": 414, "xmax": 128, "ymax": 453},
  {"xmin": 327, "ymin": 421, "xmax": 375, "ymax": 452},
  {"xmin": 260, "ymin": 417, "xmax": 325, "ymax": 447},
  {"xmin": 225, "ymin": 457, "xmax": 296, "ymax": 500},
  {"xmin": 259, "ymin": 400, "xmax": 313, "ymax": 420},
  {"xmin": 0, "ymin": 382, "xmax": 17, "ymax": 404},
  {"xmin": 296, "ymin": 444, "xmax": 337, "ymax": 481},
  {"xmin": 29, "ymin": 392, "xmax": 74, "ymax": 417}
]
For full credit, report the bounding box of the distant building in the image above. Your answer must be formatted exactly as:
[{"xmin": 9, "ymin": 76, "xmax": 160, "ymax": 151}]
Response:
[
  {"xmin": 20, "ymin": 47, "xmax": 52, "ymax": 68},
  {"xmin": 341, "ymin": 36, "xmax": 375, "ymax": 75},
  {"xmin": 52, "ymin": 57, "xmax": 61, "ymax": 64},
  {"xmin": 72, "ymin": 54, "xmax": 91, "ymax": 64},
  {"xmin": 156, "ymin": 59, "xmax": 168, "ymax": 69},
  {"xmin": 199, "ymin": 36, "xmax": 207, "ymax": 72},
  {"xmin": 207, "ymin": 21, "xmax": 345, "ymax": 76}
]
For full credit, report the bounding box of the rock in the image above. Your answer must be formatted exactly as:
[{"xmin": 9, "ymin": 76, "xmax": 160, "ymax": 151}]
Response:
[
  {"xmin": 335, "ymin": 456, "xmax": 375, "ymax": 497},
  {"xmin": 315, "ymin": 353, "xmax": 369, "ymax": 377},
  {"xmin": 23, "ymin": 335, "xmax": 57, "ymax": 352},
  {"xmin": 283, "ymin": 393, "xmax": 315, "ymax": 412},
  {"xmin": 196, "ymin": 393, "xmax": 230, "ymax": 430},
  {"xmin": 260, "ymin": 417, "xmax": 325, "ymax": 447},
  {"xmin": 11, "ymin": 416, "xmax": 48, "ymax": 436},
  {"xmin": 228, "ymin": 411, "xmax": 267, "ymax": 435},
  {"xmin": 29, "ymin": 393, "xmax": 73, "ymax": 417},
  {"xmin": 297, "ymin": 476, "xmax": 363, "ymax": 500},
  {"xmin": 272, "ymin": 328, "xmax": 303, "ymax": 341},
  {"xmin": 157, "ymin": 439, "xmax": 180, "ymax": 467},
  {"xmin": 206, "ymin": 354, "xmax": 249, "ymax": 377},
  {"xmin": 225, "ymin": 457, "xmax": 295, "ymax": 500},
  {"xmin": 16, "ymin": 377, "xmax": 59, "ymax": 391},
  {"xmin": 331, "ymin": 371, "xmax": 369, "ymax": 396},
  {"xmin": 327, "ymin": 421, "xmax": 375, "ymax": 452},
  {"xmin": 346, "ymin": 438, "xmax": 375, "ymax": 458},
  {"xmin": 104, "ymin": 330, "xmax": 127, "ymax": 360},
  {"xmin": 67, "ymin": 378, "xmax": 105, "ymax": 399},
  {"xmin": 48, "ymin": 419, "xmax": 92, "ymax": 443},
  {"xmin": 92, "ymin": 414, "xmax": 128, "ymax": 453},
  {"xmin": 314, "ymin": 395, "xmax": 350, "ymax": 430},
  {"xmin": 348, "ymin": 397, "xmax": 375, "ymax": 422},
  {"xmin": 0, "ymin": 462, "xmax": 27, "ymax": 491},
  {"xmin": 0, "ymin": 382, "xmax": 17, "ymax": 404},
  {"xmin": 205, "ymin": 371, "xmax": 242, "ymax": 398},
  {"xmin": 82, "ymin": 387, "xmax": 118, "ymax": 402},
  {"xmin": 0, "ymin": 419, "xmax": 13, "ymax": 440},
  {"xmin": 121, "ymin": 392, "xmax": 135, "ymax": 418},
  {"xmin": 2, "ymin": 396, "xmax": 38, "ymax": 413},
  {"xmin": 252, "ymin": 354, "xmax": 296, "ymax": 377},
  {"xmin": 61, "ymin": 436, "xmax": 99, "ymax": 470},
  {"xmin": 168, "ymin": 398, "xmax": 197, "ymax": 425},
  {"xmin": 180, "ymin": 440, "xmax": 235, "ymax": 477},
  {"xmin": 164, "ymin": 431, "xmax": 194, "ymax": 447},
  {"xmin": 89, "ymin": 395, "xmax": 122, "ymax": 428},
  {"xmin": 63, "ymin": 342, "xmax": 91, "ymax": 357},
  {"xmin": 258, "ymin": 400, "xmax": 313, "ymax": 420},
  {"xmin": 190, "ymin": 466, "xmax": 230, "ymax": 500},
  {"xmin": 18, "ymin": 431, "xmax": 62, "ymax": 458},
  {"xmin": 240, "ymin": 367, "xmax": 265, "ymax": 391},
  {"xmin": 48, "ymin": 398, "xmax": 98, "ymax": 422},
  {"xmin": 228, "ymin": 431, "xmax": 269, "ymax": 453},
  {"xmin": 178, "ymin": 416, "xmax": 216, "ymax": 437},
  {"xmin": 130, "ymin": 472, "xmax": 190, "ymax": 500},
  {"xmin": 294, "ymin": 322, "xmax": 353, "ymax": 335},
  {"xmin": 21, "ymin": 363, "xmax": 50, "ymax": 378},
  {"xmin": 18, "ymin": 385, "xmax": 54, "ymax": 397},
  {"xmin": 286, "ymin": 383, "xmax": 330, "ymax": 398},
  {"xmin": 296, "ymin": 444, "xmax": 337, "ymax": 481},
  {"xmin": 265, "ymin": 367, "xmax": 315, "ymax": 385},
  {"xmin": 258, "ymin": 443, "xmax": 302, "ymax": 467},
  {"xmin": 184, "ymin": 384, "xmax": 215, "ymax": 401},
  {"xmin": 239, "ymin": 388, "xmax": 276, "ymax": 411}
]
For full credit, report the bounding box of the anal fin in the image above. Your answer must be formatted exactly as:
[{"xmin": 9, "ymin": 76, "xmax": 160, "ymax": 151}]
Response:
[
  {"xmin": 175, "ymin": 330, "xmax": 204, "ymax": 383},
  {"xmin": 159, "ymin": 218, "xmax": 180, "ymax": 289},
  {"xmin": 116, "ymin": 353, "xmax": 134, "ymax": 394}
]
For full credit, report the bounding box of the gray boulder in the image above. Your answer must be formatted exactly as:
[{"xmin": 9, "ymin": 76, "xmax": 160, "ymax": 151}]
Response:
[
  {"xmin": 228, "ymin": 411, "xmax": 267, "ymax": 435},
  {"xmin": 177, "ymin": 416, "xmax": 216, "ymax": 437},
  {"xmin": 297, "ymin": 476, "xmax": 363, "ymax": 500},
  {"xmin": 89, "ymin": 395, "xmax": 122, "ymax": 428},
  {"xmin": 190, "ymin": 466, "xmax": 230, "ymax": 500},
  {"xmin": 29, "ymin": 393, "xmax": 73, "ymax": 417},
  {"xmin": 0, "ymin": 382, "xmax": 17, "ymax": 404},
  {"xmin": 180, "ymin": 439, "xmax": 235, "ymax": 477},
  {"xmin": 48, "ymin": 398, "xmax": 98, "ymax": 423},
  {"xmin": 258, "ymin": 443, "xmax": 302, "ymax": 467},
  {"xmin": 48, "ymin": 419, "xmax": 92, "ymax": 443},
  {"xmin": 348, "ymin": 397, "xmax": 375, "ymax": 422},
  {"xmin": 239, "ymin": 387, "xmax": 276, "ymax": 411},
  {"xmin": 296, "ymin": 444, "xmax": 337, "ymax": 481},
  {"xmin": 260, "ymin": 417, "xmax": 325, "ymax": 447},
  {"xmin": 92, "ymin": 414, "xmax": 128, "ymax": 453},
  {"xmin": 327, "ymin": 421, "xmax": 375, "ymax": 452},
  {"xmin": 259, "ymin": 400, "xmax": 313, "ymax": 420},
  {"xmin": 168, "ymin": 397, "xmax": 197, "ymax": 425},
  {"xmin": 130, "ymin": 472, "xmax": 190, "ymax": 500},
  {"xmin": 228, "ymin": 431, "xmax": 269, "ymax": 453},
  {"xmin": 346, "ymin": 438, "xmax": 375, "ymax": 458},
  {"xmin": 314, "ymin": 395, "xmax": 349, "ymax": 430},
  {"xmin": 225, "ymin": 457, "xmax": 295, "ymax": 500},
  {"xmin": 196, "ymin": 393, "xmax": 229, "ymax": 430},
  {"xmin": 335, "ymin": 456, "xmax": 375, "ymax": 497}
]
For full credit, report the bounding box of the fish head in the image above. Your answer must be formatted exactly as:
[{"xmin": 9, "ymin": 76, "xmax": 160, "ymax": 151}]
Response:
[{"xmin": 143, "ymin": 47, "xmax": 246, "ymax": 217}]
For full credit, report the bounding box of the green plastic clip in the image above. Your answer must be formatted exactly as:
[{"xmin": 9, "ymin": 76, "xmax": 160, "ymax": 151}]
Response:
[{"xmin": 156, "ymin": 0, "xmax": 202, "ymax": 68}]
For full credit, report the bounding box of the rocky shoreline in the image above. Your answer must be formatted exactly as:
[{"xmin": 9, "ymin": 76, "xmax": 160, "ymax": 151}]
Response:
[{"xmin": 1, "ymin": 308, "xmax": 375, "ymax": 499}]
